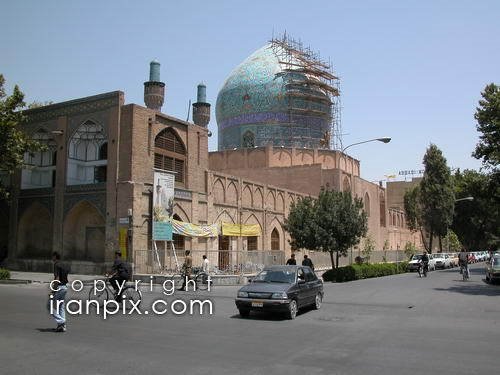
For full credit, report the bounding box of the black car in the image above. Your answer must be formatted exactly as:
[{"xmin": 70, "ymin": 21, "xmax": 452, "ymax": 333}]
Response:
[{"xmin": 235, "ymin": 265, "xmax": 323, "ymax": 319}]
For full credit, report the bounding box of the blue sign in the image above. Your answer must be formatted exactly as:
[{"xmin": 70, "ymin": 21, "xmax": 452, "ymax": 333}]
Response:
[{"xmin": 153, "ymin": 221, "xmax": 173, "ymax": 241}]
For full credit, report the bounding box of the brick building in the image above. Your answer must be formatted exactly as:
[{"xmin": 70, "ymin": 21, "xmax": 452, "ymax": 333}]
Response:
[{"xmin": 1, "ymin": 55, "xmax": 420, "ymax": 274}]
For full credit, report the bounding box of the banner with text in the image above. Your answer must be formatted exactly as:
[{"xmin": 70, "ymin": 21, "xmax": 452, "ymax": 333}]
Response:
[{"xmin": 152, "ymin": 171, "xmax": 175, "ymax": 240}]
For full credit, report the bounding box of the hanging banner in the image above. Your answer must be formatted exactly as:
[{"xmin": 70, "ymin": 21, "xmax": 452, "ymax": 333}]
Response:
[
  {"xmin": 222, "ymin": 222, "xmax": 261, "ymax": 237},
  {"xmin": 172, "ymin": 219, "xmax": 219, "ymax": 238},
  {"xmin": 119, "ymin": 227, "xmax": 128, "ymax": 259},
  {"xmin": 152, "ymin": 171, "xmax": 175, "ymax": 240}
]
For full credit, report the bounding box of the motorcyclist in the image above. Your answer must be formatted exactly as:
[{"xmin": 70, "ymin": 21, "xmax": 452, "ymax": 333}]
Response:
[{"xmin": 419, "ymin": 251, "xmax": 429, "ymax": 277}]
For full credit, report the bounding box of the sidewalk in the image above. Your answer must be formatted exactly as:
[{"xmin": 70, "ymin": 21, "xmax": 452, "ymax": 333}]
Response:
[{"xmin": 1, "ymin": 271, "xmax": 246, "ymax": 286}]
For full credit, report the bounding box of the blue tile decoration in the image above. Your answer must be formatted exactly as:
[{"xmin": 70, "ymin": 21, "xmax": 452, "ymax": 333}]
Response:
[{"xmin": 216, "ymin": 44, "xmax": 332, "ymax": 150}]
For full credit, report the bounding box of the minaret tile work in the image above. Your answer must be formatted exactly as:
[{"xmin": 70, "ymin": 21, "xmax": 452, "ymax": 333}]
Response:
[
  {"xmin": 144, "ymin": 60, "xmax": 165, "ymax": 111},
  {"xmin": 192, "ymin": 83, "xmax": 211, "ymax": 127}
]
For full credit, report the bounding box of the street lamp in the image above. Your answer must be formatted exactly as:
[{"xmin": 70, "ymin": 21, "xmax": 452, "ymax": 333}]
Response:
[
  {"xmin": 341, "ymin": 137, "xmax": 392, "ymax": 153},
  {"xmin": 455, "ymin": 196, "xmax": 474, "ymax": 202}
]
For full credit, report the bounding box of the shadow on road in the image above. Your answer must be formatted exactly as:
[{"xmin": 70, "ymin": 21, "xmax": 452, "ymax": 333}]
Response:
[
  {"xmin": 434, "ymin": 281, "xmax": 500, "ymax": 296},
  {"xmin": 36, "ymin": 328, "xmax": 58, "ymax": 333}
]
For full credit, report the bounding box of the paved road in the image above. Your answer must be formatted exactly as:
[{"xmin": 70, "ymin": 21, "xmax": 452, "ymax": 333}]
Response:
[{"xmin": 0, "ymin": 264, "xmax": 498, "ymax": 375}]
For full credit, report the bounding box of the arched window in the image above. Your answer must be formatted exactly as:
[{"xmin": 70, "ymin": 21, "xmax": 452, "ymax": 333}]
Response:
[
  {"xmin": 154, "ymin": 128, "xmax": 186, "ymax": 184},
  {"xmin": 67, "ymin": 120, "xmax": 107, "ymax": 185},
  {"xmin": 364, "ymin": 192, "xmax": 371, "ymax": 217},
  {"xmin": 271, "ymin": 228, "xmax": 280, "ymax": 251},
  {"xmin": 242, "ymin": 131, "xmax": 255, "ymax": 148},
  {"xmin": 21, "ymin": 129, "xmax": 57, "ymax": 189},
  {"xmin": 379, "ymin": 191, "xmax": 386, "ymax": 227}
]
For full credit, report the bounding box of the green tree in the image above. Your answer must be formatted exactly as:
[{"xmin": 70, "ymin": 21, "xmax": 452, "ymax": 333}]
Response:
[
  {"xmin": 361, "ymin": 235, "xmax": 375, "ymax": 263},
  {"xmin": 473, "ymin": 83, "xmax": 500, "ymax": 170},
  {"xmin": 403, "ymin": 185, "xmax": 429, "ymax": 251},
  {"xmin": 443, "ymin": 230, "xmax": 461, "ymax": 252},
  {"xmin": 284, "ymin": 189, "xmax": 368, "ymax": 269},
  {"xmin": 0, "ymin": 75, "xmax": 42, "ymax": 199},
  {"xmin": 419, "ymin": 144, "xmax": 455, "ymax": 252},
  {"xmin": 404, "ymin": 241, "xmax": 417, "ymax": 259},
  {"xmin": 452, "ymin": 169, "xmax": 499, "ymax": 251}
]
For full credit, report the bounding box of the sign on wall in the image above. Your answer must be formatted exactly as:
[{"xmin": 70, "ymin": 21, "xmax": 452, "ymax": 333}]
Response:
[{"xmin": 152, "ymin": 171, "xmax": 174, "ymax": 240}]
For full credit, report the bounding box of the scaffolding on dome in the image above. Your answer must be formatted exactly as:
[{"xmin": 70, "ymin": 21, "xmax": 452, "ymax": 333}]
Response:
[{"xmin": 269, "ymin": 34, "xmax": 342, "ymax": 150}]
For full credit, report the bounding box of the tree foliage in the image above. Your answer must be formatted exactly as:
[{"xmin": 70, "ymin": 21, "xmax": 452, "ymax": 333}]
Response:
[
  {"xmin": 452, "ymin": 169, "xmax": 499, "ymax": 251},
  {"xmin": 403, "ymin": 185, "xmax": 429, "ymax": 251},
  {"xmin": 0, "ymin": 74, "xmax": 42, "ymax": 199},
  {"xmin": 473, "ymin": 83, "xmax": 500, "ymax": 170},
  {"xmin": 284, "ymin": 189, "xmax": 368, "ymax": 269},
  {"xmin": 419, "ymin": 144, "xmax": 455, "ymax": 251}
]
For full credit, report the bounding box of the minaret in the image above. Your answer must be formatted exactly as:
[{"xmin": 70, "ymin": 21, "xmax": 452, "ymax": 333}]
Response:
[
  {"xmin": 192, "ymin": 83, "xmax": 211, "ymax": 127},
  {"xmin": 144, "ymin": 60, "xmax": 165, "ymax": 111}
]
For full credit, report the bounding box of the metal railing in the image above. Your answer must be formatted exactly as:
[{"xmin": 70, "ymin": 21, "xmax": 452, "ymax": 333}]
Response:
[
  {"xmin": 133, "ymin": 249, "xmax": 285, "ymax": 275},
  {"xmin": 132, "ymin": 248, "xmax": 408, "ymax": 275}
]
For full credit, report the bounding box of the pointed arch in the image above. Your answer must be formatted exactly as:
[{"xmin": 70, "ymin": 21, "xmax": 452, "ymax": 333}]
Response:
[
  {"xmin": 364, "ymin": 192, "xmax": 371, "ymax": 217},
  {"xmin": 213, "ymin": 179, "xmax": 225, "ymax": 204},
  {"xmin": 67, "ymin": 120, "xmax": 107, "ymax": 186},
  {"xmin": 226, "ymin": 182, "xmax": 238, "ymax": 205},
  {"xmin": 154, "ymin": 127, "xmax": 186, "ymax": 183},
  {"xmin": 271, "ymin": 228, "xmax": 280, "ymax": 251},
  {"xmin": 173, "ymin": 204, "xmax": 190, "ymax": 223},
  {"xmin": 172, "ymin": 214, "xmax": 185, "ymax": 251},
  {"xmin": 276, "ymin": 192, "xmax": 285, "ymax": 212},
  {"xmin": 242, "ymin": 130, "xmax": 255, "ymax": 148},
  {"xmin": 17, "ymin": 202, "xmax": 53, "ymax": 258},
  {"xmin": 63, "ymin": 200, "xmax": 105, "ymax": 262},
  {"xmin": 266, "ymin": 190, "xmax": 276, "ymax": 211},
  {"xmin": 242, "ymin": 185, "xmax": 253, "ymax": 207},
  {"xmin": 214, "ymin": 209, "xmax": 236, "ymax": 224},
  {"xmin": 254, "ymin": 187, "xmax": 263, "ymax": 209}
]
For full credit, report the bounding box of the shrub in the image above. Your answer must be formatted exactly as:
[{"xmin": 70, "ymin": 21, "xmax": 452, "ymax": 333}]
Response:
[
  {"xmin": 0, "ymin": 268, "xmax": 10, "ymax": 280},
  {"xmin": 322, "ymin": 261, "xmax": 409, "ymax": 283}
]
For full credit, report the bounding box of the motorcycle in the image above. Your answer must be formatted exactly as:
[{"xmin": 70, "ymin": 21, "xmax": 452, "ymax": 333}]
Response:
[{"xmin": 417, "ymin": 261, "xmax": 429, "ymax": 278}]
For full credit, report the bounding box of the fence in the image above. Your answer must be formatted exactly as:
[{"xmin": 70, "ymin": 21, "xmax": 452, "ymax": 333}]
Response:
[
  {"xmin": 133, "ymin": 248, "xmax": 408, "ymax": 275},
  {"xmin": 133, "ymin": 249, "xmax": 285, "ymax": 275}
]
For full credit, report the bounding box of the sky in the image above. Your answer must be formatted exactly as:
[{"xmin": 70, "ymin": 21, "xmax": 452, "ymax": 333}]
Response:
[{"xmin": 1, "ymin": 0, "xmax": 498, "ymax": 183}]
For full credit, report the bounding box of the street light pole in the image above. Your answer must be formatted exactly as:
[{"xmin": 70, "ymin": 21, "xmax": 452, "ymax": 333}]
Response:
[{"xmin": 341, "ymin": 137, "xmax": 392, "ymax": 153}]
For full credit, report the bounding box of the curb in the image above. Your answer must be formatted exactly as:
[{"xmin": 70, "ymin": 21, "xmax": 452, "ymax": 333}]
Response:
[{"xmin": 0, "ymin": 279, "xmax": 32, "ymax": 285}]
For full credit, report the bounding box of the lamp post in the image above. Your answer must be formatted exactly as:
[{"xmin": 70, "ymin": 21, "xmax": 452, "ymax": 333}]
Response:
[{"xmin": 341, "ymin": 137, "xmax": 392, "ymax": 154}]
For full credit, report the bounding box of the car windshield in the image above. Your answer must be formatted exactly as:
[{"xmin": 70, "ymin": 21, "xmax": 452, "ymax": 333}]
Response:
[
  {"xmin": 493, "ymin": 258, "xmax": 500, "ymax": 266},
  {"xmin": 412, "ymin": 255, "xmax": 422, "ymax": 261},
  {"xmin": 253, "ymin": 269, "xmax": 296, "ymax": 283}
]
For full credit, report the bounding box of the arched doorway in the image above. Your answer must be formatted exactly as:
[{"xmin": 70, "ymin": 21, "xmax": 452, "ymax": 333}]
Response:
[
  {"xmin": 154, "ymin": 128, "xmax": 186, "ymax": 185},
  {"xmin": 17, "ymin": 202, "xmax": 53, "ymax": 258},
  {"xmin": 63, "ymin": 201, "xmax": 105, "ymax": 262}
]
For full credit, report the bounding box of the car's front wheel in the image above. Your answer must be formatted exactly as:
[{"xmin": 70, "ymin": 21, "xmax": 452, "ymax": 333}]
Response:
[
  {"xmin": 287, "ymin": 300, "xmax": 298, "ymax": 320},
  {"xmin": 239, "ymin": 309, "xmax": 250, "ymax": 318},
  {"xmin": 314, "ymin": 293, "xmax": 322, "ymax": 310}
]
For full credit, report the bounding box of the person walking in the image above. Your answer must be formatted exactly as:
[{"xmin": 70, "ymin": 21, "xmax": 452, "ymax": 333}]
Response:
[
  {"xmin": 50, "ymin": 252, "xmax": 69, "ymax": 332},
  {"xmin": 202, "ymin": 254, "xmax": 210, "ymax": 274},
  {"xmin": 178, "ymin": 250, "xmax": 193, "ymax": 291},
  {"xmin": 286, "ymin": 253, "xmax": 296, "ymax": 265},
  {"xmin": 302, "ymin": 254, "xmax": 314, "ymax": 270}
]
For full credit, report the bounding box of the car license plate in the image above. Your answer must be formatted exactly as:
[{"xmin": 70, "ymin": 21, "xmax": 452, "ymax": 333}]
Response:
[{"xmin": 251, "ymin": 300, "xmax": 263, "ymax": 307}]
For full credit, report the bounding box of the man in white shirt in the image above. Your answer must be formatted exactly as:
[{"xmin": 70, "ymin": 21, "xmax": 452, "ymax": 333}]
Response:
[{"xmin": 202, "ymin": 255, "xmax": 210, "ymax": 274}]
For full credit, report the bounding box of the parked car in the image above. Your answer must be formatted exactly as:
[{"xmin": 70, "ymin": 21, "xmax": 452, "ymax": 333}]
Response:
[
  {"xmin": 485, "ymin": 255, "xmax": 500, "ymax": 283},
  {"xmin": 433, "ymin": 253, "xmax": 451, "ymax": 269},
  {"xmin": 408, "ymin": 254, "xmax": 436, "ymax": 272},
  {"xmin": 448, "ymin": 253, "xmax": 459, "ymax": 267},
  {"xmin": 235, "ymin": 265, "xmax": 323, "ymax": 319}
]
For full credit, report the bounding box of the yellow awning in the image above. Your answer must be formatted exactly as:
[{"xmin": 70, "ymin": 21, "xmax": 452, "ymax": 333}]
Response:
[{"xmin": 222, "ymin": 222, "xmax": 261, "ymax": 236}]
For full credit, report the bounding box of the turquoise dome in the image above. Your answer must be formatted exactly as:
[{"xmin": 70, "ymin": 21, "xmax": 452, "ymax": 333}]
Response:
[{"xmin": 216, "ymin": 44, "xmax": 332, "ymax": 150}]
